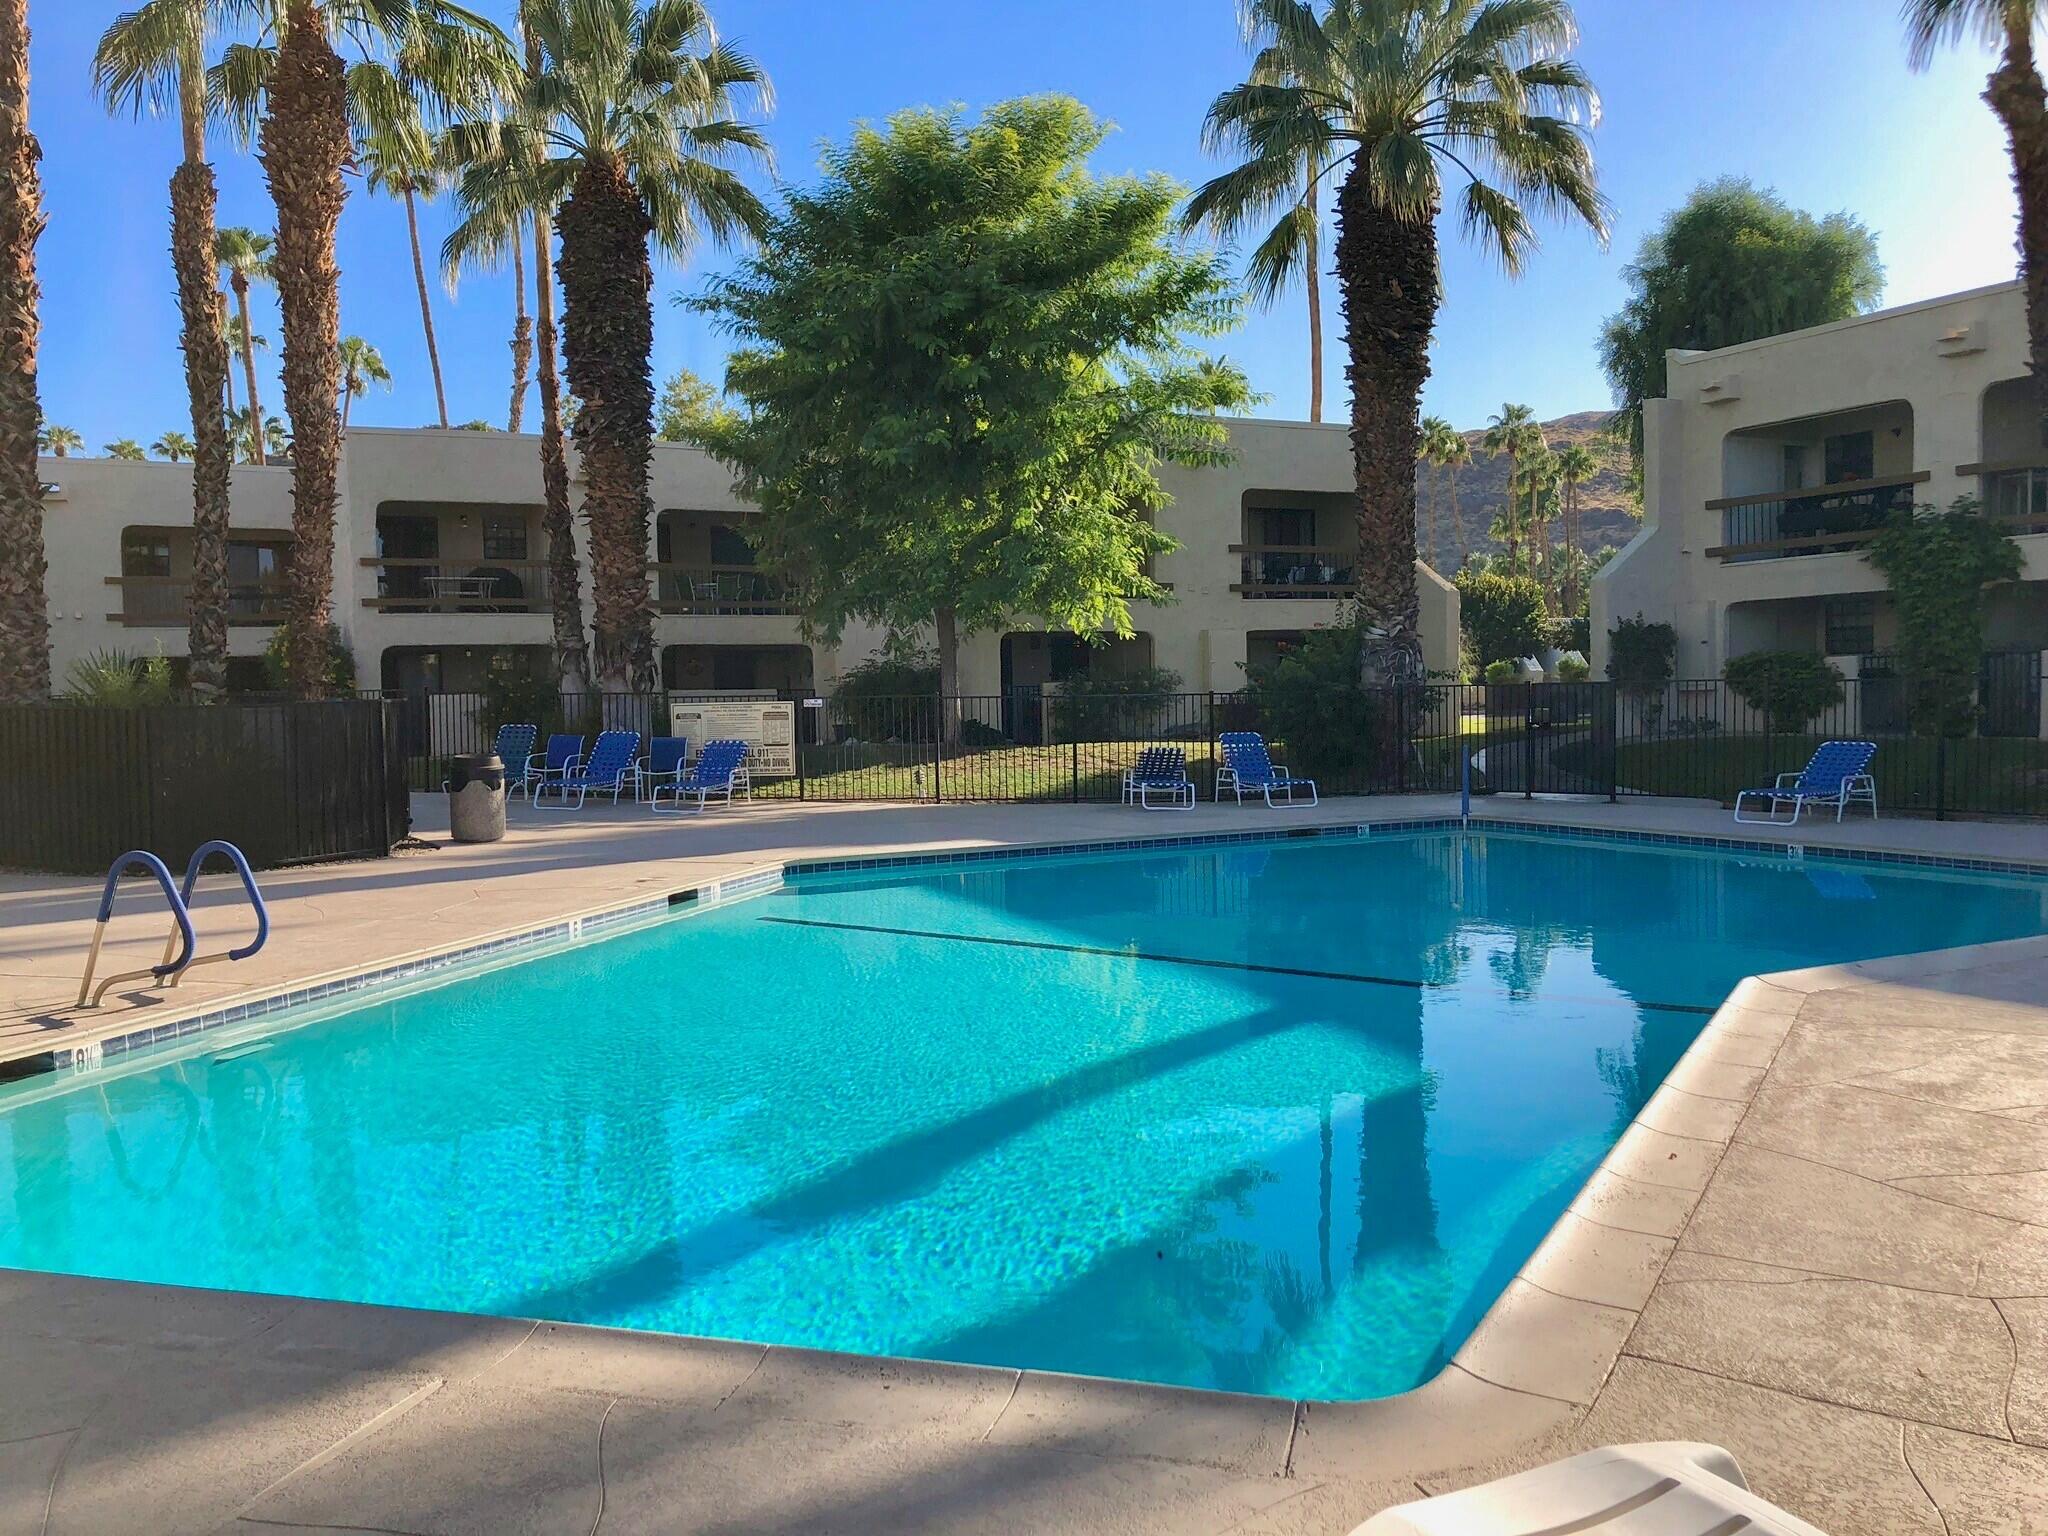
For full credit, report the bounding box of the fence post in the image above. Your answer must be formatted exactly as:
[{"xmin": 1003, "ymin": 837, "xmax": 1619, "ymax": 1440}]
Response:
[
  {"xmin": 1936, "ymin": 733, "xmax": 1948, "ymax": 822},
  {"xmin": 1523, "ymin": 684, "xmax": 1536, "ymax": 800},
  {"xmin": 1606, "ymin": 683, "xmax": 1618, "ymax": 803},
  {"xmin": 1071, "ymin": 734, "xmax": 1079, "ymax": 803},
  {"xmin": 1206, "ymin": 691, "xmax": 1219, "ymax": 799},
  {"xmin": 934, "ymin": 689, "xmax": 944, "ymax": 803},
  {"xmin": 794, "ymin": 690, "xmax": 808, "ymax": 802}
]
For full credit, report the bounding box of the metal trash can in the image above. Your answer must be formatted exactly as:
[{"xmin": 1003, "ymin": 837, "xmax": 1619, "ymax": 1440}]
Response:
[{"xmin": 447, "ymin": 752, "xmax": 507, "ymax": 843}]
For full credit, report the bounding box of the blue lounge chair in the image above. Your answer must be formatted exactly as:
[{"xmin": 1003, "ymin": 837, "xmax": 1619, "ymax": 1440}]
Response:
[
  {"xmin": 492, "ymin": 723, "xmax": 538, "ymax": 795},
  {"xmin": 537, "ymin": 729, "xmax": 641, "ymax": 809},
  {"xmin": 1215, "ymin": 731, "xmax": 1317, "ymax": 807},
  {"xmin": 651, "ymin": 738, "xmax": 751, "ymax": 813},
  {"xmin": 525, "ymin": 732, "xmax": 584, "ymax": 804},
  {"xmin": 1123, "ymin": 746, "xmax": 1194, "ymax": 810},
  {"xmin": 627, "ymin": 736, "xmax": 690, "ymax": 803},
  {"xmin": 1734, "ymin": 740, "xmax": 1878, "ymax": 824}
]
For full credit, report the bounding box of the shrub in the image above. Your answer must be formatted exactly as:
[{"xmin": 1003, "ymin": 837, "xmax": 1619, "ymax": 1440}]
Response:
[
  {"xmin": 1483, "ymin": 658, "xmax": 1523, "ymax": 685},
  {"xmin": 831, "ymin": 645, "xmax": 942, "ymax": 739},
  {"xmin": 1242, "ymin": 624, "xmax": 1391, "ymax": 781},
  {"xmin": 1556, "ymin": 653, "xmax": 1591, "ymax": 682},
  {"xmin": 1724, "ymin": 650, "xmax": 1845, "ymax": 735},
  {"xmin": 1866, "ymin": 498, "xmax": 2024, "ymax": 735},
  {"xmin": 479, "ymin": 653, "xmax": 564, "ymax": 739},
  {"xmin": 1050, "ymin": 664, "xmax": 1183, "ymax": 739},
  {"xmin": 1454, "ymin": 569, "xmax": 1547, "ymax": 665},
  {"xmin": 1607, "ymin": 613, "xmax": 1677, "ymax": 730},
  {"xmin": 62, "ymin": 647, "xmax": 176, "ymax": 706},
  {"xmin": 262, "ymin": 623, "xmax": 356, "ymax": 693}
]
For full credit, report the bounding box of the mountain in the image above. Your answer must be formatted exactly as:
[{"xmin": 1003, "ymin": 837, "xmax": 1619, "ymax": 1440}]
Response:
[{"xmin": 1411, "ymin": 409, "xmax": 1640, "ymax": 574}]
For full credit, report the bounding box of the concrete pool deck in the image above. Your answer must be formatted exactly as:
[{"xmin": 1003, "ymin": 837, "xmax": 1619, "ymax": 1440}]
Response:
[{"xmin": 2, "ymin": 796, "xmax": 2047, "ymax": 1532}]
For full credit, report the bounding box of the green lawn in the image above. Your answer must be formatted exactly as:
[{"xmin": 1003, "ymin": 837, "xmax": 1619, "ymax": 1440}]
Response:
[{"xmin": 1597, "ymin": 732, "xmax": 2048, "ymax": 817}]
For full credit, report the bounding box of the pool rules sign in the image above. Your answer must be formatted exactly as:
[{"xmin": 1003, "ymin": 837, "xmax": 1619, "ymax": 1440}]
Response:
[{"xmin": 669, "ymin": 699, "xmax": 797, "ymax": 776}]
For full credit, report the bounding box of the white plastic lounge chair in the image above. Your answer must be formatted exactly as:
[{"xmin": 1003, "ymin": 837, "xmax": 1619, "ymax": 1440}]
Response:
[
  {"xmin": 1733, "ymin": 740, "xmax": 1878, "ymax": 824},
  {"xmin": 1352, "ymin": 1442, "xmax": 1829, "ymax": 1535},
  {"xmin": 1123, "ymin": 746, "xmax": 1194, "ymax": 810}
]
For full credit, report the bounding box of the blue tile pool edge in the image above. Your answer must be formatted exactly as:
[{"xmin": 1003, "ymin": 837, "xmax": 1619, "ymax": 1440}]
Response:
[{"xmin": 13, "ymin": 811, "xmax": 2043, "ymax": 1088}]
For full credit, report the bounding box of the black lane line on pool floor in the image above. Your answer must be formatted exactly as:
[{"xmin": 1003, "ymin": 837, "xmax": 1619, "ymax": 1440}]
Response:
[{"xmin": 756, "ymin": 916, "xmax": 1716, "ymax": 1015}]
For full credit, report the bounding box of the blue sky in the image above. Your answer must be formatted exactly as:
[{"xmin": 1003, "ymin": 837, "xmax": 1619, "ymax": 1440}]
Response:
[{"xmin": 28, "ymin": 0, "xmax": 2029, "ymax": 451}]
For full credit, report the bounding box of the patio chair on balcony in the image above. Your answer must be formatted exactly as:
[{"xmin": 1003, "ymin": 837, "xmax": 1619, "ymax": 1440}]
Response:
[
  {"xmin": 1733, "ymin": 740, "xmax": 1878, "ymax": 824},
  {"xmin": 627, "ymin": 736, "xmax": 690, "ymax": 803},
  {"xmin": 1215, "ymin": 731, "xmax": 1317, "ymax": 807},
  {"xmin": 651, "ymin": 739, "xmax": 751, "ymax": 814},
  {"xmin": 1122, "ymin": 746, "xmax": 1194, "ymax": 810},
  {"xmin": 537, "ymin": 729, "xmax": 642, "ymax": 809},
  {"xmin": 525, "ymin": 733, "xmax": 584, "ymax": 804}
]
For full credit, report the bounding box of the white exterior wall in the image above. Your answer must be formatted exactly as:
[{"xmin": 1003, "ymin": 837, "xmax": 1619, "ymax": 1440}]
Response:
[
  {"xmin": 1592, "ymin": 280, "xmax": 2048, "ymax": 678},
  {"xmin": 39, "ymin": 417, "xmax": 1458, "ymax": 693}
]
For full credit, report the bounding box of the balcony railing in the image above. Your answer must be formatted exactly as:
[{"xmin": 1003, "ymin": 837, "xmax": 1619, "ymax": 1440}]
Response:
[
  {"xmin": 1228, "ymin": 544, "xmax": 1359, "ymax": 598},
  {"xmin": 1704, "ymin": 472, "xmax": 1928, "ymax": 561},
  {"xmin": 650, "ymin": 563, "xmax": 796, "ymax": 615},
  {"xmin": 360, "ymin": 558, "xmax": 553, "ymax": 613},
  {"xmin": 105, "ymin": 575, "xmax": 288, "ymax": 626}
]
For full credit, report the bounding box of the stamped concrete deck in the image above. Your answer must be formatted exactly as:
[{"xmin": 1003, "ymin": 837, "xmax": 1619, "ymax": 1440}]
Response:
[{"xmin": 3, "ymin": 797, "xmax": 2047, "ymax": 1533}]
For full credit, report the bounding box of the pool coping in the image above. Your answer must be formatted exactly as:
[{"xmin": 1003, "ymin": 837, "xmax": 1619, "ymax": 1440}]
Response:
[
  {"xmin": 12, "ymin": 809, "xmax": 2044, "ymax": 1086},
  {"xmin": 1, "ymin": 810, "xmax": 2042, "ymax": 1468}
]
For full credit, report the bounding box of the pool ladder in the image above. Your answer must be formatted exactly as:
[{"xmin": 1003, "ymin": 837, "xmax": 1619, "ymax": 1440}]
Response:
[{"xmin": 77, "ymin": 841, "xmax": 270, "ymax": 1009}]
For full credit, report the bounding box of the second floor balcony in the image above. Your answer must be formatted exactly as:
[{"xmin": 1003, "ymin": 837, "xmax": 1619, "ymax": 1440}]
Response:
[
  {"xmin": 1229, "ymin": 545, "xmax": 1359, "ymax": 598},
  {"xmin": 1705, "ymin": 472, "xmax": 1927, "ymax": 562},
  {"xmin": 651, "ymin": 563, "xmax": 796, "ymax": 615},
  {"xmin": 363, "ymin": 557, "xmax": 556, "ymax": 614},
  {"xmin": 107, "ymin": 573, "xmax": 290, "ymax": 626}
]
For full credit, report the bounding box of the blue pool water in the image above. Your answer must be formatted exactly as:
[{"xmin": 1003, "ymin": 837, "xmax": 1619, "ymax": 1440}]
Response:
[{"xmin": 2, "ymin": 830, "xmax": 2043, "ymax": 1399}]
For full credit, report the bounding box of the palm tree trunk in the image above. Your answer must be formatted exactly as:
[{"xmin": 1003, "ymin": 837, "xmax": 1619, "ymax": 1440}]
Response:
[
  {"xmin": 402, "ymin": 182, "xmax": 449, "ymax": 429},
  {"xmin": 221, "ymin": 291, "xmax": 236, "ymax": 415},
  {"xmin": 1992, "ymin": 17, "xmax": 2048, "ymax": 423},
  {"xmin": 558, "ymin": 152, "xmax": 656, "ymax": 694},
  {"xmin": 260, "ymin": 0, "xmax": 349, "ymax": 698},
  {"xmin": 1305, "ymin": 180, "xmax": 1323, "ymax": 426},
  {"xmin": 173, "ymin": 84, "xmax": 232, "ymax": 699},
  {"xmin": 233, "ymin": 277, "xmax": 264, "ymax": 467},
  {"xmin": 533, "ymin": 208, "xmax": 589, "ymax": 695},
  {"xmin": 508, "ymin": 232, "xmax": 531, "ymax": 432},
  {"xmin": 0, "ymin": 0, "xmax": 46, "ymax": 702},
  {"xmin": 340, "ymin": 378, "xmax": 353, "ymax": 433},
  {"xmin": 1335, "ymin": 162, "xmax": 1432, "ymax": 680}
]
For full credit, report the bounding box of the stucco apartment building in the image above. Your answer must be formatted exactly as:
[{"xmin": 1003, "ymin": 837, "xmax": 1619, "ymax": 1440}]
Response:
[
  {"xmin": 1592, "ymin": 280, "xmax": 2048, "ymax": 698},
  {"xmin": 38, "ymin": 417, "xmax": 1458, "ymax": 708}
]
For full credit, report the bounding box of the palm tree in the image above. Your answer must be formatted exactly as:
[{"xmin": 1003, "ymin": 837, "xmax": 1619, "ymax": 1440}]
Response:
[
  {"xmin": 215, "ymin": 226, "xmax": 274, "ymax": 468},
  {"xmin": 452, "ymin": 0, "xmax": 772, "ymax": 691},
  {"xmin": 95, "ymin": 0, "xmax": 242, "ymax": 696},
  {"xmin": 443, "ymin": 6, "xmax": 589, "ymax": 690},
  {"xmin": 1191, "ymin": 0, "xmax": 1606, "ymax": 678},
  {"xmin": 1437, "ymin": 422, "xmax": 1473, "ymax": 569},
  {"xmin": 1186, "ymin": 58, "xmax": 1327, "ymax": 423},
  {"xmin": 210, "ymin": 0, "xmax": 511, "ymax": 694},
  {"xmin": 0, "ymin": 0, "xmax": 47, "ymax": 701},
  {"xmin": 357, "ymin": 117, "xmax": 451, "ymax": 426},
  {"xmin": 1417, "ymin": 415, "xmax": 1463, "ymax": 568},
  {"xmin": 337, "ymin": 334, "xmax": 391, "ymax": 430},
  {"xmin": 227, "ymin": 406, "xmax": 288, "ymax": 464},
  {"xmin": 105, "ymin": 438, "xmax": 148, "ymax": 460},
  {"xmin": 1905, "ymin": 2, "xmax": 2048, "ymax": 421},
  {"xmin": 1483, "ymin": 402, "xmax": 1540, "ymax": 572},
  {"xmin": 37, "ymin": 424, "xmax": 81, "ymax": 457},
  {"xmin": 1554, "ymin": 440, "xmax": 1598, "ymax": 610},
  {"xmin": 154, "ymin": 430, "xmax": 197, "ymax": 461},
  {"xmin": 1518, "ymin": 443, "xmax": 1561, "ymax": 608}
]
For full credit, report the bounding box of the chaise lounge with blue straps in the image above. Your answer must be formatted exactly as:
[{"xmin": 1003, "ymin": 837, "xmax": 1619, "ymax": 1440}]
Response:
[{"xmin": 1733, "ymin": 739, "xmax": 1878, "ymax": 824}]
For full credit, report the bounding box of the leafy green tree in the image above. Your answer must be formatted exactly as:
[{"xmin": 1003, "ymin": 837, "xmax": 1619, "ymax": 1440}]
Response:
[
  {"xmin": 1606, "ymin": 612, "xmax": 1677, "ymax": 728},
  {"xmin": 656, "ymin": 366, "xmax": 739, "ymax": 447},
  {"xmin": 1866, "ymin": 498, "xmax": 2024, "ymax": 733},
  {"xmin": 1904, "ymin": 3, "xmax": 2048, "ymax": 423},
  {"xmin": 1190, "ymin": 0, "xmax": 1607, "ymax": 678},
  {"xmin": 1454, "ymin": 568, "xmax": 1546, "ymax": 665},
  {"xmin": 104, "ymin": 438, "xmax": 148, "ymax": 460},
  {"xmin": 1599, "ymin": 179, "xmax": 1881, "ymax": 465},
  {"xmin": 696, "ymin": 97, "xmax": 1251, "ymax": 727},
  {"xmin": 1725, "ymin": 650, "xmax": 1847, "ymax": 735},
  {"xmin": 1243, "ymin": 622, "xmax": 1387, "ymax": 781}
]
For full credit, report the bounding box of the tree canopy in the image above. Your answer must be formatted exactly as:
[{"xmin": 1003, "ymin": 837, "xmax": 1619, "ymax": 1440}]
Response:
[
  {"xmin": 694, "ymin": 95, "xmax": 1250, "ymax": 695},
  {"xmin": 1599, "ymin": 178, "xmax": 1882, "ymax": 463},
  {"xmin": 656, "ymin": 366, "xmax": 739, "ymax": 446}
]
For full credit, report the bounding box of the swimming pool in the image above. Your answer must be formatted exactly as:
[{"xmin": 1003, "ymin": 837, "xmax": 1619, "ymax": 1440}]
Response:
[{"xmin": 2, "ymin": 828, "xmax": 2042, "ymax": 1400}]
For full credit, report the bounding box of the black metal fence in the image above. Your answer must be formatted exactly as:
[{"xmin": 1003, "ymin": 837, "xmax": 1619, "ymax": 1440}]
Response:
[
  {"xmin": 0, "ymin": 700, "xmax": 410, "ymax": 874},
  {"xmin": 359, "ymin": 656, "xmax": 2047, "ymax": 821}
]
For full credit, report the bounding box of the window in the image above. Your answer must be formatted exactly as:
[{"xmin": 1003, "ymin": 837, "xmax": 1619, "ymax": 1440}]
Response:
[
  {"xmin": 1823, "ymin": 430, "xmax": 1874, "ymax": 484},
  {"xmin": 1824, "ymin": 597, "xmax": 1876, "ymax": 656},
  {"xmin": 1252, "ymin": 506, "xmax": 1315, "ymax": 547},
  {"xmin": 482, "ymin": 514, "xmax": 528, "ymax": 561},
  {"xmin": 708, "ymin": 524, "xmax": 755, "ymax": 567},
  {"xmin": 121, "ymin": 532, "xmax": 172, "ymax": 579},
  {"xmin": 226, "ymin": 540, "xmax": 279, "ymax": 586},
  {"xmin": 1781, "ymin": 444, "xmax": 1805, "ymax": 491}
]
